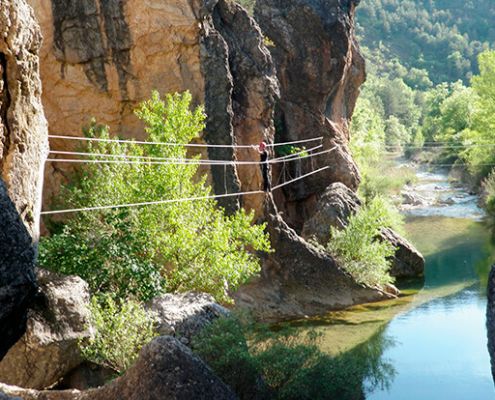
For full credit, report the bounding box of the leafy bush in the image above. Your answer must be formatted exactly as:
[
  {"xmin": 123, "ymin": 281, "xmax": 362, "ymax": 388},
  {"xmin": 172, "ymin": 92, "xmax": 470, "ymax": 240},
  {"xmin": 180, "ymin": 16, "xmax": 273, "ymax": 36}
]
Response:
[
  {"xmin": 39, "ymin": 92, "xmax": 271, "ymax": 303},
  {"xmin": 358, "ymin": 162, "xmax": 417, "ymax": 202},
  {"xmin": 327, "ymin": 197, "xmax": 402, "ymax": 287},
  {"xmin": 236, "ymin": 0, "xmax": 255, "ymax": 14},
  {"xmin": 193, "ymin": 314, "xmax": 395, "ymax": 400},
  {"xmin": 275, "ymin": 145, "xmax": 307, "ymax": 158},
  {"xmin": 81, "ymin": 295, "xmax": 157, "ymax": 374}
]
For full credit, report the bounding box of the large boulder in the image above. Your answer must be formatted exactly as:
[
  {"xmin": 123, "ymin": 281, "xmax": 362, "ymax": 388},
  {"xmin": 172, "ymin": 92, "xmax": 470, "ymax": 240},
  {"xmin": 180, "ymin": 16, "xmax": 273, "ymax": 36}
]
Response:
[
  {"xmin": 0, "ymin": 0, "xmax": 49, "ymax": 360},
  {"xmin": 301, "ymin": 182, "xmax": 362, "ymax": 243},
  {"xmin": 0, "ymin": 336, "xmax": 238, "ymax": 400},
  {"xmin": 255, "ymin": 0, "xmax": 364, "ymax": 229},
  {"xmin": 148, "ymin": 292, "xmax": 229, "ymax": 345},
  {"xmin": 235, "ymin": 197, "xmax": 394, "ymax": 321},
  {"xmin": 0, "ymin": 269, "xmax": 91, "ymax": 389},
  {"xmin": 301, "ymin": 183, "xmax": 425, "ymax": 279},
  {"xmin": 379, "ymin": 228, "xmax": 424, "ymax": 279},
  {"xmin": 86, "ymin": 336, "xmax": 237, "ymax": 400}
]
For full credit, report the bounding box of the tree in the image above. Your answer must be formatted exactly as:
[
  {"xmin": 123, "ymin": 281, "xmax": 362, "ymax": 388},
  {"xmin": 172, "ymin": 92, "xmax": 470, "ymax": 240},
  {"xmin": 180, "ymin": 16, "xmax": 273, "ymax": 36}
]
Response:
[
  {"xmin": 39, "ymin": 92, "xmax": 271, "ymax": 303},
  {"xmin": 460, "ymin": 51, "xmax": 495, "ymax": 178}
]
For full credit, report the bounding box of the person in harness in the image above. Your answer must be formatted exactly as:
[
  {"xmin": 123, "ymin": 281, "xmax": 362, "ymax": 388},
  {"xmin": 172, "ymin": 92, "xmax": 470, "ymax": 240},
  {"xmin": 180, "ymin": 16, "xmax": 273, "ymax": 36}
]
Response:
[{"xmin": 258, "ymin": 141, "xmax": 271, "ymax": 192}]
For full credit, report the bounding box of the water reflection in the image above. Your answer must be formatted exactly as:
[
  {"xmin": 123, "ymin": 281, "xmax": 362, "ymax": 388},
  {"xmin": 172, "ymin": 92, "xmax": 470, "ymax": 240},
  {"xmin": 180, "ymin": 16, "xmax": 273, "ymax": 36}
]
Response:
[
  {"xmin": 320, "ymin": 327, "xmax": 397, "ymax": 400},
  {"xmin": 367, "ymin": 217, "xmax": 494, "ymax": 399},
  {"xmin": 289, "ymin": 161, "xmax": 495, "ymax": 397},
  {"xmin": 292, "ymin": 216, "xmax": 495, "ymax": 398}
]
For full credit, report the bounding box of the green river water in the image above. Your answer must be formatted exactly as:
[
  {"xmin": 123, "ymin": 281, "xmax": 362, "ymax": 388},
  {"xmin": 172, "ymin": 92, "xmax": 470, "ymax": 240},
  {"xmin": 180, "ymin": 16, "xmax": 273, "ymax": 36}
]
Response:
[{"xmin": 295, "ymin": 168, "xmax": 495, "ymax": 399}]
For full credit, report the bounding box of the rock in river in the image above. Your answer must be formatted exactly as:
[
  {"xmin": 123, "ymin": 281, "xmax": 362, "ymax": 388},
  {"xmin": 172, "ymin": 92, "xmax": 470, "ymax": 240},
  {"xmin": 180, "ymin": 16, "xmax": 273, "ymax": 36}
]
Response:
[{"xmin": 302, "ymin": 183, "xmax": 425, "ymax": 280}]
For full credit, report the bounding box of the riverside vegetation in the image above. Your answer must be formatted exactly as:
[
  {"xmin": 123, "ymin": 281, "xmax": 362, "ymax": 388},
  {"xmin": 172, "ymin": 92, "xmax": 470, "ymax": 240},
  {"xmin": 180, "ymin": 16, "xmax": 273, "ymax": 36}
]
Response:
[
  {"xmin": 351, "ymin": 48, "xmax": 495, "ymax": 230},
  {"xmin": 352, "ymin": 1, "xmax": 495, "ymax": 226}
]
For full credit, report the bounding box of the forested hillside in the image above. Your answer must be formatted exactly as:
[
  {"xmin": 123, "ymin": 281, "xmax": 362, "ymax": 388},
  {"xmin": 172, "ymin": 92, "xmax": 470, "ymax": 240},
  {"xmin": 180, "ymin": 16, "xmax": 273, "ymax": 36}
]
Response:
[
  {"xmin": 352, "ymin": 0, "xmax": 495, "ymax": 231},
  {"xmin": 357, "ymin": 0, "xmax": 495, "ymax": 83}
]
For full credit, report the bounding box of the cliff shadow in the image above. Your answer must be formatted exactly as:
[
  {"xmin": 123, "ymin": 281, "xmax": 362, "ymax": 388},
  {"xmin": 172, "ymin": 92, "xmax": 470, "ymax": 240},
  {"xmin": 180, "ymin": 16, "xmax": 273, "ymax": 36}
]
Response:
[
  {"xmin": 486, "ymin": 264, "xmax": 495, "ymax": 385},
  {"xmin": 0, "ymin": 179, "xmax": 38, "ymax": 361}
]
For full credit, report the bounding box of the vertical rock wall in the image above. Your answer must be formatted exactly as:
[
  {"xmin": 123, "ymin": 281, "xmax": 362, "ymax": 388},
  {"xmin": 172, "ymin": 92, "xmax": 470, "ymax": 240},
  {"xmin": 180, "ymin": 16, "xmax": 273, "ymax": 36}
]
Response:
[
  {"xmin": 28, "ymin": 0, "xmax": 204, "ymax": 138},
  {"xmin": 27, "ymin": 0, "xmax": 274, "ymax": 218},
  {"xmin": 201, "ymin": 0, "xmax": 278, "ymax": 214},
  {"xmin": 255, "ymin": 0, "xmax": 365, "ymax": 229},
  {"xmin": 0, "ymin": 0, "xmax": 49, "ymax": 359},
  {"xmin": 18, "ymin": 0, "xmax": 392, "ymax": 321},
  {"xmin": 28, "ymin": 0, "xmax": 206, "ymax": 204}
]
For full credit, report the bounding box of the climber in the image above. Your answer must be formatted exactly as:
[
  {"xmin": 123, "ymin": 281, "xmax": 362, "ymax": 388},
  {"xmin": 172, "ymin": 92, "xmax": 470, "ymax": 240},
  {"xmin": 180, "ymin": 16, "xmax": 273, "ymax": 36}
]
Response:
[{"xmin": 258, "ymin": 141, "xmax": 272, "ymax": 192}]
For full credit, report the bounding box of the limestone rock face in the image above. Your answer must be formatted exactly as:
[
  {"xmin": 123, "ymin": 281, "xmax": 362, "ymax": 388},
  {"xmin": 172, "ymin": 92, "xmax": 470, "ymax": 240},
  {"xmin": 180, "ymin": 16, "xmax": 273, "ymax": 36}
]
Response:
[
  {"xmin": 28, "ymin": 0, "xmax": 205, "ymax": 205},
  {"xmin": 201, "ymin": 0, "xmax": 279, "ymax": 214},
  {"xmin": 148, "ymin": 292, "xmax": 229, "ymax": 345},
  {"xmin": 255, "ymin": 0, "xmax": 364, "ymax": 229},
  {"xmin": 27, "ymin": 0, "xmax": 204, "ymax": 139},
  {"xmin": 1, "ymin": 336, "xmax": 238, "ymax": 400},
  {"xmin": 0, "ymin": 269, "xmax": 91, "ymax": 389},
  {"xmin": 0, "ymin": 0, "xmax": 49, "ymax": 360},
  {"xmin": 234, "ymin": 198, "xmax": 394, "ymax": 321},
  {"xmin": 301, "ymin": 182, "xmax": 362, "ymax": 243},
  {"xmin": 27, "ymin": 0, "xmax": 277, "ymax": 218}
]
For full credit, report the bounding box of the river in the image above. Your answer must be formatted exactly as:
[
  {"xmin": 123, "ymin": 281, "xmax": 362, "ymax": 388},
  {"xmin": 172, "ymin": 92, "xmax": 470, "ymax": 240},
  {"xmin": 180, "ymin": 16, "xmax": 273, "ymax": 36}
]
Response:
[{"xmin": 296, "ymin": 165, "xmax": 495, "ymax": 398}]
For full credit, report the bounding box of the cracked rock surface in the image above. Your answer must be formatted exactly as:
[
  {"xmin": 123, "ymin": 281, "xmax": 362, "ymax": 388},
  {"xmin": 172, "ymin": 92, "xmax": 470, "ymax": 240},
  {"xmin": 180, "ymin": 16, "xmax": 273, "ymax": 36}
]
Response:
[{"xmin": 0, "ymin": 0, "xmax": 48, "ymax": 361}]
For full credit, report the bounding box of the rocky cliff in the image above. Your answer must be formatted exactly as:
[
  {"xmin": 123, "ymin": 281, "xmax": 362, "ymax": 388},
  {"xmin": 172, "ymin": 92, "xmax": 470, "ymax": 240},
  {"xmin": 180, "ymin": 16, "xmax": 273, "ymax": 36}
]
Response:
[
  {"xmin": 23, "ymin": 0, "xmax": 396, "ymax": 321},
  {"xmin": 0, "ymin": 0, "xmax": 49, "ymax": 359},
  {"xmin": 235, "ymin": 197, "xmax": 393, "ymax": 321},
  {"xmin": 27, "ymin": 0, "xmax": 276, "ymax": 217},
  {"xmin": 256, "ymin": 0, "xmax": 364, "ymax": 229},
  {"xmin": 28, "ymin": 0, "xmax": 362, "ymax": 226}
]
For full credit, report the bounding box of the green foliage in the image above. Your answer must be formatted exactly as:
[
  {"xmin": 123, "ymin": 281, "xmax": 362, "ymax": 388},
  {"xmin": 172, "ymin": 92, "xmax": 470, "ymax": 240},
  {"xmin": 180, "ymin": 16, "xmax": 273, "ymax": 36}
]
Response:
[
  {"xmin": 350, "ymin": 95, "xmax": 386, "ymax": 164},
  {"xmin": 350, "ymin": 87, "xmax": 416, "ymax": 202},
  {"xmin": 327, "ymin": 197, "xmax": 402, "ymax": 287},
  {"xmin": 193, "ymin": 314, "xmax": 395, "ymax": 400},
  {"xmin": 358, "ymin": 163, "xmax": 417, "ymax": 203},
  {"xmin": 80, "ymin": 295, "xmax": 157, "ymax": 374},
  {"xmin": 413, "ymin": 51, "xmax": 495, "ymax": 182},
  {"xmin": 385, "ymin": 116, "xmax": 410, "ymax": 147},
  {"xmin": 39, "ymin": 91, "xmax": 271, "ymax": 304},
  {"xmin": 275, "ymin": 145, "xmax": 307, "ymax": 158},
  {"xmin": 458, "ymin": 51, "xmax": 495, "ymax": 179},
  {"xmin": 236, "ymin": 0, "xmax": 255, "ymax": 14},
  {"xmin": 357, "ymin": 0, "xmax": 495, "ymax": 84}
]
